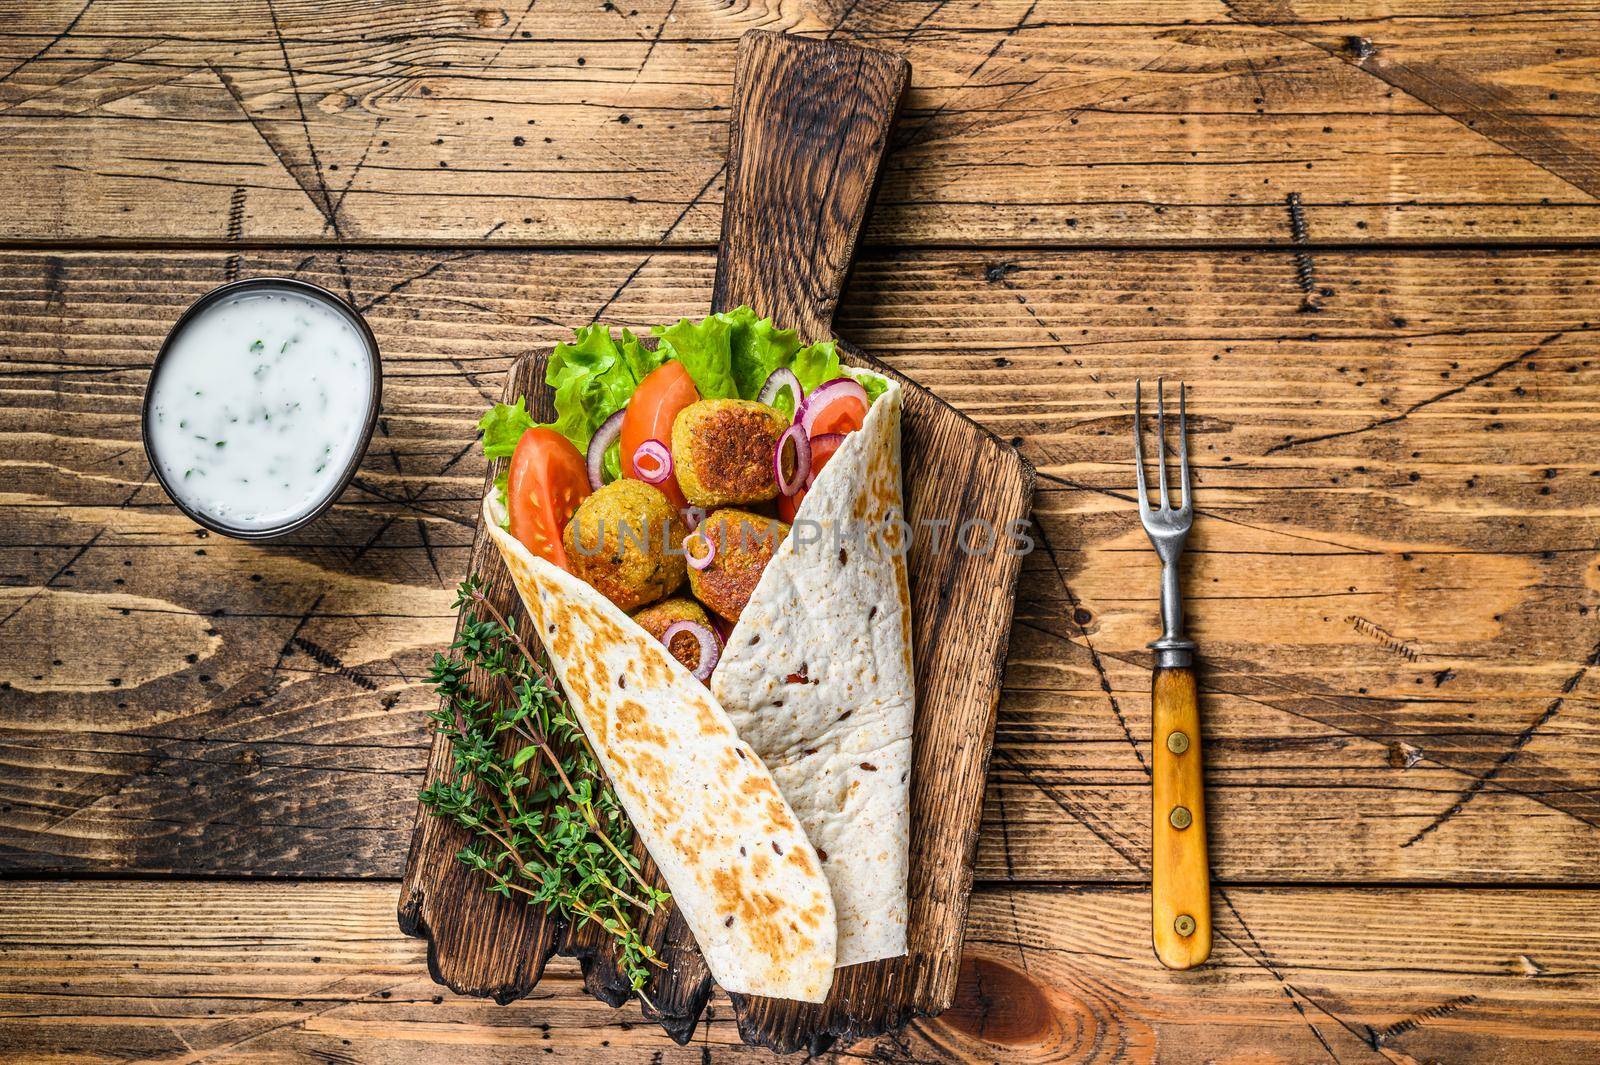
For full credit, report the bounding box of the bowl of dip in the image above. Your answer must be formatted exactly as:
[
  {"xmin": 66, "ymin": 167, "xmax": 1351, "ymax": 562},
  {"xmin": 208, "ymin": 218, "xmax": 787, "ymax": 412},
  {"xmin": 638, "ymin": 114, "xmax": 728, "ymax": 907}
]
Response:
[{"xmin": 142, "ymin": 277, "xmax": 382, "ymax": 540}]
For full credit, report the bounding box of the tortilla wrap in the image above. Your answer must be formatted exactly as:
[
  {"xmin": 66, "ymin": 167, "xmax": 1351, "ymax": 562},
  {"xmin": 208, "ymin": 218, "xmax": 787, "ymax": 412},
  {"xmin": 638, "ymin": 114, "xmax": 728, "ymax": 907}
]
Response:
[
  {"xmin": 712, "ymin": 370, "xmax": 913, "ymax": 967},
  {"xmin": 484, "ymin": 502, "xmax": 838, "ymax": 1003}
]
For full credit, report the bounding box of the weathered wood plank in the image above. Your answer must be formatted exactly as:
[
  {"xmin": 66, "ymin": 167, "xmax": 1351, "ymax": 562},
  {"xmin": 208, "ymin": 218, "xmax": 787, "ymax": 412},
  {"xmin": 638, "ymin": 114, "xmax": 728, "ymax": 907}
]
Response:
[
  {"xmin": 4, "ymin": 247, "xmax": 1600, "ymax": 884},
  {"xmin": 2, "ymin": 2, "xmax": 1599, "ymax": 244},
  {"xmin": 2, "ymin": 879, "xmax": 1597, "ymax": 1063}
]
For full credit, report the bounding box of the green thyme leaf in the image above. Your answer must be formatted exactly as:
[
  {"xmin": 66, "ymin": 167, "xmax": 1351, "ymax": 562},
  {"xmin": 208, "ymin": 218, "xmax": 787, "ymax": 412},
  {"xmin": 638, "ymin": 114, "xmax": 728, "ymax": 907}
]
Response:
[{"xmin": 418, "ymin": 577, "xmax": 668, "ymax": 999}]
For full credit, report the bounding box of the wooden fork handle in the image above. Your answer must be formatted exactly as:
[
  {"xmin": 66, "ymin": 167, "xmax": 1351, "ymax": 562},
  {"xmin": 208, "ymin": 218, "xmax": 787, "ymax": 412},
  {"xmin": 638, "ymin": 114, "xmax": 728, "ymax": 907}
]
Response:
[{"xmin": 1151, "ymin": 664, "xmax": 1212, "ymax": 969}]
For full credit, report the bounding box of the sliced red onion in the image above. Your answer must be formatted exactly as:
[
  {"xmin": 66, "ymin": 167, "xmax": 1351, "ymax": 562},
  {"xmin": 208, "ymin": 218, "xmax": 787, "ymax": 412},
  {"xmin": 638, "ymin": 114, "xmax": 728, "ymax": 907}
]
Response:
[
  {"xmin": 758, "ymin": 367, "xmax": 803, "ymax": 413},
  {"xmin": 683, "ymin": 531, "xmax": 716, "ymax": 570},
  {"xmin": 662, "ymin": 619, "xmax": 720, "ymax": 680},
  {"xmin": 632, "ymin": 438, "xmax": 672, "ymax": 485},
  {"xmin": 798, "ymin": 377, "xmax": 869, "ymax": 438},
  {"xmin": 774, "ymin": 423, "xmax": 811, "ymax": 496},
  {"xmin": 586, "ymin": 408, "xmax": 626, "ymax": 491},
  {"xmin": 682, "ymin": 505, "xmax": 706, "ymax": 531}
]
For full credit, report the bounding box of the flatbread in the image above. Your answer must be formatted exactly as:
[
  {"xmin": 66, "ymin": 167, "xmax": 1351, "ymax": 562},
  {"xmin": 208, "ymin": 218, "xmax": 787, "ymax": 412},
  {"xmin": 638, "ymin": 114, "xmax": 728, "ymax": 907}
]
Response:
[
  {"xmin": 484, "ymin": 501, "xmax": 838, "ymax": 1002},
  {"xmin": 712, "ymin": 370, "xmax": 914, "ymax": 967}
]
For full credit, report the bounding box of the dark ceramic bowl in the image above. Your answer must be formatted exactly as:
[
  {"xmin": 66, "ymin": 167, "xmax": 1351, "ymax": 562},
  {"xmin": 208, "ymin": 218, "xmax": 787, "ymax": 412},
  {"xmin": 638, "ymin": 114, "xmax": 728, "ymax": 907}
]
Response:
[{"xmin": 141, "ymin": 277, "xmax": 383, "ymax": 541}]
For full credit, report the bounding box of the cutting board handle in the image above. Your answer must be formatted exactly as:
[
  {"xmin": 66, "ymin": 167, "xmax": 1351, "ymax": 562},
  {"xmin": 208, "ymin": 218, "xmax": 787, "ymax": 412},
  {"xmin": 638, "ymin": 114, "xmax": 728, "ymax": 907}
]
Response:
[{"xmin": 712, "ymin": 30, "xmax": 911, "ymax": 342}]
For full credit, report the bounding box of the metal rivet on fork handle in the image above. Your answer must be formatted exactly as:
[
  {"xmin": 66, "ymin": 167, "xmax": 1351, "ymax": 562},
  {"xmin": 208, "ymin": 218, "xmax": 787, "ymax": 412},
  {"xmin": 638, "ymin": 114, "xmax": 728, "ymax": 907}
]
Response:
[
  {"xmin": 1169, "ymin": 806, "xmax": 1193, "ymax": 830},
  {"xmin": 1167, "ymin": 731, "xmax": 1190, "ymax": 755},
  {"xmin": 1174, "ymin": 914, "xmax": 1196, "ymax": 937}
]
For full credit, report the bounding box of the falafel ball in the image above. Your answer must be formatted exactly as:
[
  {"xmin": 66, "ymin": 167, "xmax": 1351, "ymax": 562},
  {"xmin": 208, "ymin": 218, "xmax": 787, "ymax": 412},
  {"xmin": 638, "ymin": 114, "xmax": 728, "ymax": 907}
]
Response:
[
  {"xmin": 632, "ymin": 597, "xmax": 715, "ymax": 674},
  {"xmin": 671, "ymin": 399, "xmax": 787, "ymax": 507},
  {"xmin": 562, "ymin": 478, "xmax": 687, "ymax": 611},
  {"xmin": 688, "ymin": 507, "xmax": 788, "ymax": 622}
]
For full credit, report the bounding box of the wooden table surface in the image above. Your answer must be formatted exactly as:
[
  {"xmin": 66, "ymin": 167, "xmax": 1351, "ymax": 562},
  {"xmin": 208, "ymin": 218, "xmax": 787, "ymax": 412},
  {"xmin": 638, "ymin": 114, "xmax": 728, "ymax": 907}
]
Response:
[{"xmin": 4, "ymin": 2, "xmax": 1599, "ymax": 1062}]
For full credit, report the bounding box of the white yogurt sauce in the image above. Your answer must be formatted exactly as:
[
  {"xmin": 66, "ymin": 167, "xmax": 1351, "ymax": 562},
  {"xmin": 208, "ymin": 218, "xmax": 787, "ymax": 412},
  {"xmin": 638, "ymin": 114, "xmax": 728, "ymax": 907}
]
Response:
[{"xmin": 146, "ymin": 286, "xmax": 375, "ymax": 532}]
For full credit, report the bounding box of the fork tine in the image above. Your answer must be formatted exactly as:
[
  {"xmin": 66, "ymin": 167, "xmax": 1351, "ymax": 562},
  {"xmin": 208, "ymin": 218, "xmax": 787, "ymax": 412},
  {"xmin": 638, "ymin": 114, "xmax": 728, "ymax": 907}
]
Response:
[
  {"xmin": 1133, "ymin": 380, "xmax": 1149, "ymax": 513},
  {"xmin": 1178, "ymin": 381, "xmax": 1191, "ymax": 513},
  {"xmin": 1156, "ymin": 378, "xmax": 1170, "ymax": 509}
]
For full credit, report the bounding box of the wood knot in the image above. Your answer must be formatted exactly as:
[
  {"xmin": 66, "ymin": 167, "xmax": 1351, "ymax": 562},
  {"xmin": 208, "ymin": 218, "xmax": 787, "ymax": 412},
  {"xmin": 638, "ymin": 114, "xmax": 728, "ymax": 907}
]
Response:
[{"xmin": 941, "ymin": 957, "xmax": 1055, "ymax": 1046}]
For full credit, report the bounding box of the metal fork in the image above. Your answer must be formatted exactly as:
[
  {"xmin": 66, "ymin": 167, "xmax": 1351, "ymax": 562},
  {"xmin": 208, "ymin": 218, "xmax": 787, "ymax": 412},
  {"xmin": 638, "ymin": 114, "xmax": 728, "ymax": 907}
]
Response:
[{"xmin": 1134, "ymin": 379, "xmax": 1211, "ymax": 970}]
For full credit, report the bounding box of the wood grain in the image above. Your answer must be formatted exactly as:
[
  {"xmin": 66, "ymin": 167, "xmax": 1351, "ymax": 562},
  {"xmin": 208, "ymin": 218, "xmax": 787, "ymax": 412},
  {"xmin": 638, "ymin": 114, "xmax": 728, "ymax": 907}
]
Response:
[
  {"xmin": 3, "ymin": 2, "xmax": 1600, "ymax": 245},
  {"xmin": 5, "ymin": 878, "xmax": 1600, "ymax": 1063},
  {"xmin": 5, "ymin": 245, "xmax": 1600, "ymax": 891},
  {"xmin": 713, "ymin": 31, "xmax": 908, "ymax": 341}
]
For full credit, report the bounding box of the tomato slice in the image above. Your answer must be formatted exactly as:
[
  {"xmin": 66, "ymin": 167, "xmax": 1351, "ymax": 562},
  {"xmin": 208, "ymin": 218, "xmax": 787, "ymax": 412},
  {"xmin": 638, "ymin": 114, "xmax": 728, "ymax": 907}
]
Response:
[
  {"xmin": 777, "ymin": 433, "xmax": 846, "ymax": 523},
  {"xmin": 507, "ymin": 427, "xmax": 590, "ymax": 570},
  {"xmin": 804, "ymin": 392, "xmax": 866, "ymax": 438},
  {"xmin": 621, "ymin": 361, "xmax": 698, "ymax": 510}
]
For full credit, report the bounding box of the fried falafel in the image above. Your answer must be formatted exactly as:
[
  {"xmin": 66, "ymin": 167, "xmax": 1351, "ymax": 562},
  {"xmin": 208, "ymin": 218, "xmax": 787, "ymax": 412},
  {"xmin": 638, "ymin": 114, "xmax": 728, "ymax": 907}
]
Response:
[
  {"xmin": 687, "ymin": 507, "xmax": 788, "ymax": 622},
  {"xmin": 632, "ymin": 596, "xmax": 716, "ymax": 674},
  {"xmin": 563, "ymin": 478, "xmax": 687, "ymax": 611},
  {"xmin": 671, "ymin": 399, "xmax": 787, "ymax": 507}
]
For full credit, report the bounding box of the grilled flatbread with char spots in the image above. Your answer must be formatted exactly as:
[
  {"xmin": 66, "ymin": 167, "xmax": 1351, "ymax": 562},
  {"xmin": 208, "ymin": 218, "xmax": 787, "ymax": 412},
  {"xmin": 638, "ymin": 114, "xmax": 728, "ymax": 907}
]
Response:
[
  {"xmin": 484, "ymin": 501, "xmax": 838, "ymax": 1003},
  {"xmin": 712, "ymin": 369, "xmax": 914, "ymax": 968}
]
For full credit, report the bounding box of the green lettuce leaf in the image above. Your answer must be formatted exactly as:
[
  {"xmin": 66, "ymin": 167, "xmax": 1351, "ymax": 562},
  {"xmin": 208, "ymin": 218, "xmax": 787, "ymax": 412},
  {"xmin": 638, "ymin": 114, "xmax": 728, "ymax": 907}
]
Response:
[
  {"xmin": 726, "ymin": 310, "xmax": 802, "ymax": 398},
  {"xmin": 651, "ymin": 313, "xmax": 739, "ymax": 399},
  {"xmin": 845, "ymin": 364, "xmax": 890, "ymax": 405},
  {"xmin": 618, "ymin": 327, "xmax": 665, "ymax": 383},
  {"xmin": 478, "ymin": 397, "xmax": 535, "ymax": 460},
  {"xmin": 793, "ymin": 340, "xmax": 840, "ymax": 391},
  {"xmin": 546, "ymin": 324, "xmax": 637, "ymax": 454}
]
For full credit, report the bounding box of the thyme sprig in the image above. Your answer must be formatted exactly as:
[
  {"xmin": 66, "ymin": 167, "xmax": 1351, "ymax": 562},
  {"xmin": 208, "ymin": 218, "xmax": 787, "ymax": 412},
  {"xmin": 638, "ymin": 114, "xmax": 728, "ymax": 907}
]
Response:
[{"xmin": 419, "ymin": 576, "xmax": 670, "ymax": 997}]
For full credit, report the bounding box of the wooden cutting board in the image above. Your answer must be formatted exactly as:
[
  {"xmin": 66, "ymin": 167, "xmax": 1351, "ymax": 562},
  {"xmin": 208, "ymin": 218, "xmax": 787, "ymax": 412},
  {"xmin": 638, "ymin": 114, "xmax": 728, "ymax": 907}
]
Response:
[{"xmin": 399, "ymin": 29, "xmax": 1035, "ymax": 1054}]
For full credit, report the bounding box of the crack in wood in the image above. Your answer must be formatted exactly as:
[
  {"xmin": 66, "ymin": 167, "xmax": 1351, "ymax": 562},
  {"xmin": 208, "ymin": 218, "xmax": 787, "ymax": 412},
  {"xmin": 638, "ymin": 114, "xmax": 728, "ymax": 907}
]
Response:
[
  {"xmin": 892, "ymin": 0, "xmax": 1039, "ymax": 154},
  {"xmin": 1369, "ymin": 993, "xmax": 1478, "ymax": 1048},
  {"xmin": 992, "ymin": 746, "xmax": 1145, "ymax": 871},
  {"xmin": 1404, "ymin": 633, "xmax": 1600, "ymax": 847},
  {"xmin": 1222, "ymin": 0, "xmax": 1600, "ymax": 200},
  {"xmin": 263, "ymin": 0, "xmax": 340, "ymax": 238},
  {"xmin": 1216, "ymin": 889, "xmax": 1348, "ymax": 1064},
  {"xmin": 206, "ymin": 61, "xmax": 335, "ymax": 238},
  {"xmin": 0, "ymin": 0, "xmax": 95, "ymax": 92},
  {"xmin": 1265, "ymin": 325, "xmax": 1586, "ymax": 455},
  {"xmin": 632, "ymin": 0, "xmax": 678, "ymax": 76},
  {"xmin": 0, "ymin": 530, "xmax": 102, "ymax": 631},
  {"xmin": 1014, "ymin": 600, "xmax": 1600, "ymax": 832},
  {"xmin": 1030, "ymin": 521, "xmax": 1151, "ymax": 777}
]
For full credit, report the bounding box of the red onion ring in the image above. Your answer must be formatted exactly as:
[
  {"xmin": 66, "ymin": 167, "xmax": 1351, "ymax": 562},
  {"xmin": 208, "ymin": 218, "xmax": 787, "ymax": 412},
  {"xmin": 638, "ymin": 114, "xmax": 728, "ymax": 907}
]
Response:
[
  {"xmin": 774, "ymin": 423, "xmax": 811, "ymax": 496},
  {"xmin": 585, "ymin": 408, "xmax": 626, "ymax": 491},
  {"xmin": 798, "ymin": 377, "xmax": 870, "ymax": 438},
  {"xmin": 632, "ymin": 438, "xmax": 672, "ymax": 485},
  {"xmin": 683, "ymin": 531, "xmax": 716, "ymax": 570},
  {"xmin": 662, "ymin": 619, "xmax": 720, "ymax": 680},
  {"xmin": 758, "ymin": 367, "xmax": 804, "ymax": 414}
]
